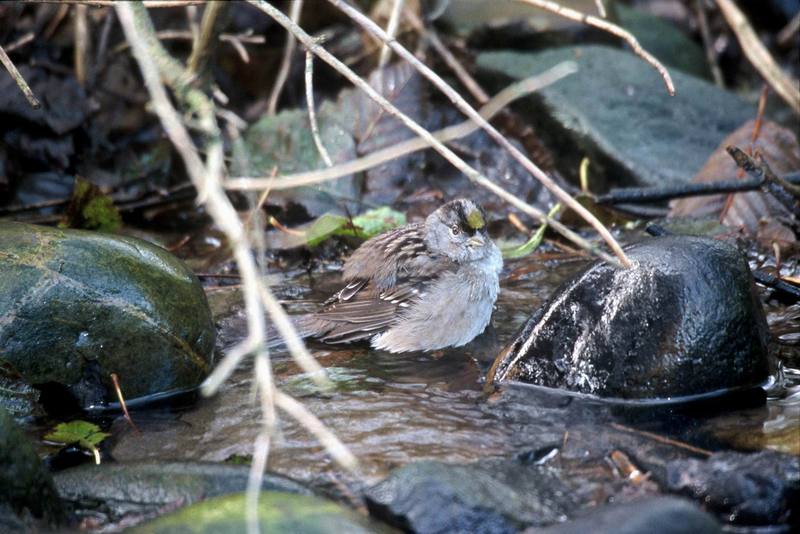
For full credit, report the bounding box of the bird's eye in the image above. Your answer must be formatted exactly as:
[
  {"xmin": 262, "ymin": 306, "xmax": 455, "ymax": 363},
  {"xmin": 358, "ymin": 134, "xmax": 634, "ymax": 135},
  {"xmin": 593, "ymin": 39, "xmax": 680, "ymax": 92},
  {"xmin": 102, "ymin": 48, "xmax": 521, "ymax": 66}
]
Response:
[{"xmin": 450, "ymin": 224, "xmax": 461, "ymax": 236}]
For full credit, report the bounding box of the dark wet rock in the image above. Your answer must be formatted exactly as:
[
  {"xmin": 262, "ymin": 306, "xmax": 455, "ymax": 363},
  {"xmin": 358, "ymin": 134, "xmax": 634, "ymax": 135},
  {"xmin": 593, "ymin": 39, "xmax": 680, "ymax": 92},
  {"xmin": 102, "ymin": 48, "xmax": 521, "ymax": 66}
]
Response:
[
  {"xmin": 536, "ymin": 496, "xmax": 721, "ymax": 534},
  {"xmin": 0, "ymin": 223, "xmax": 215, "ymax": 410},
  {"xmin": 364, "ymin": 459, "xmax": 578, "ymax": 533},
  {"xmin": 476, "ymin": 46, "xmax": 754, "ymax": 191},
  {"xmin": 0, "ymin": 407, "xmax": 63, "ymax": 525},
  {"xmin": 54, "ymin": 461, "xmax": 311, "ymax": 522},
  {"xmin": 0, "ymin": 66, "xmax": 89, "ymax": 135},
  {"xmin": 128, "ymin": 491, "xmax": 387, "ymax": 533},
  {"xmin": 489, "ymin": 236, "xmax": 769, "ymax": 400},
  {"xmin": 662, "ymin": 450, "xmax": 799, "ymax": 527},
  {"xmin": 613, "ymin": 4, "xmax": 709, "ymax": 80}
]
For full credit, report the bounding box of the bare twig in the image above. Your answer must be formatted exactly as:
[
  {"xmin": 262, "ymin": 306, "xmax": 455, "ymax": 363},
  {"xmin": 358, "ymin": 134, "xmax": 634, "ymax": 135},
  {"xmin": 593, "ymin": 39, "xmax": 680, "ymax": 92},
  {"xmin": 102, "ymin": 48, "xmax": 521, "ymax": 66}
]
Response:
[
  {"xmin": 276, "ymin": 391, "xmax": 357, "ymax": 469},
  {"xmin": 715, "ymin": 0, "xmax": 800, "ymax": 114},
  {"xmin": 74, "ymin": 4, "xmax": 89, "ymax": 87},
  {"xmin": 27, "ymin": 0, "xmax": 208, "ymax": 6},
  {"xmin": 326, "ymin": 0, "xmax": 632, "ymax": 267},
  {"xmin": 4, "ymin": 32, "xmax": 35, "ymax": 54},
  {"xmin": 404, "ymin": 9, "xmax": 489, "ymax": 103},
  {"xmin": 594, "ymin": 0, "xmax": 606, "ymax": 18},
  {"xmin": 187, "ymin": 1, "xmax": 225, "ymax": 77},
  {"xmin": 111, "ymin": 29, "xmax": 264, "ymax": 56},
  {"xmin": 0, "ymin": 45, "xmax": 40, "ymax": 108},
  {"xmin": 110, "ymin": 373, "xmax": 139, "ymax": 433},
  {"xmin": 267, "ymin": 0, "xmax": 303, "ymax": 115},
  {"xmin": 611, "ymin": 423, "xmax": 712, "ymax": 456},
  {"xmin": 695, "ymin": 0, "xmax": 724, "ymax": 87},
  {"xmin": 305, "ymin": 49, "xmax": 333, "ymax": 167},
  {"xmin": 516, "ymin": 0, "xmax": 675, "ymax": 96},
  {"xmin": 777, "ymin": 11, "xmax": 800, "ymax": 48},
  {"xmin": 377, "ymin": 0, "xmax": 405, "ymax": 70},
  {"xmin": 228, "ymin": 62, "xmax": 576, "ymax": 190}
]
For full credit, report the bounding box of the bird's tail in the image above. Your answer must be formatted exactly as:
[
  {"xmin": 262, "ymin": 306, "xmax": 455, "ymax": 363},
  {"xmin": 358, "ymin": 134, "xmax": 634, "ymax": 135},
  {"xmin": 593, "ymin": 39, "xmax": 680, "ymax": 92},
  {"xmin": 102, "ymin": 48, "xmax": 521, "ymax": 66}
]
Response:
[{"xmin": 265, "ymin": 313, "xmax": 316, "ymax": 349}]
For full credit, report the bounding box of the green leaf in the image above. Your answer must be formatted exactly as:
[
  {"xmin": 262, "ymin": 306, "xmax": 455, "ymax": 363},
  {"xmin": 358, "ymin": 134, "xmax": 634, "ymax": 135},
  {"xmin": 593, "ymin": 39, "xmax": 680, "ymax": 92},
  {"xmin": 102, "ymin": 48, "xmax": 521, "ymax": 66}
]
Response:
[
  {"xmin": 502, "ymin": 204, "xmax": 562, "ymax": 259},
  {"xmin": 305, "ymin": 214, "xmax": 348, "ymax": 247},
  {"xmin": 305, "ymin": 207, "xmax": 406, "ymax": 247},
  {"xmin": 343, "ymin": 207, "xmax": 406, "ymax": 238},
  {"xmin": 44, "ymin": 420, "xmax": 110, "ymax": 448}
]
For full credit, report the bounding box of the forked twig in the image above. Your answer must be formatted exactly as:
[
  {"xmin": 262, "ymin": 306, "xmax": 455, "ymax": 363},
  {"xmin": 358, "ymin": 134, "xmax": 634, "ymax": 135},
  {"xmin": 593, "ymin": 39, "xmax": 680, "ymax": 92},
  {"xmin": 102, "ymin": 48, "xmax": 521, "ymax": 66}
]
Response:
[{"xmin": 516, "ymin": 0, "xmax": 675, "ymax": 96}]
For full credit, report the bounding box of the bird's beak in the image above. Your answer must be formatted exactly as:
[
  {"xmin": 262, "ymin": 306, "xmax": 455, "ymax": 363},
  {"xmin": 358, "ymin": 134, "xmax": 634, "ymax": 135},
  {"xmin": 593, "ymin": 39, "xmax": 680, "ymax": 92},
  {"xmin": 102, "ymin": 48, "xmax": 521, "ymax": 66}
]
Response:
[{"xmin": 468, "ymin": 234, "xmax": 485, "ymax": 248}]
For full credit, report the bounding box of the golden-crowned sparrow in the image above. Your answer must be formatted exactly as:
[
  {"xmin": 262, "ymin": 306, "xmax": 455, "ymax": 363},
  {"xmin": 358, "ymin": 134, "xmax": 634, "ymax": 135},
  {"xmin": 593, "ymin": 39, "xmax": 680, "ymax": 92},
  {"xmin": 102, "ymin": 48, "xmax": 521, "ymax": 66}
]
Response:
[{"xmin": 296, "ymin": 198, "xmax": 502, "ymax": 352}]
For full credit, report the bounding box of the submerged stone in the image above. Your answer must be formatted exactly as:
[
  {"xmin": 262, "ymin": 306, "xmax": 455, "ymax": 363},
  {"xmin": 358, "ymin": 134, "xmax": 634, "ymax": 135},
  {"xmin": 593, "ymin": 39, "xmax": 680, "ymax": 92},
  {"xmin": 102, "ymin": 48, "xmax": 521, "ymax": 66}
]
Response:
[
  {"xmin": 476, "ymin": 46, "xmax": 754, "ymax": 190},
  {"xmin": 55, "ymin": 461, "xmax": 311, "ymax": 522},
  {"xmin": 538, "ymin": 496, "xmax": 721, "ymax": 534},
  {"xmin": 0, "ymin": 223, "xmax": 215, "ymax": 409},
  {"xmin": 489, "ymin": 236, "xmax": 769, "ymax": 401},
  {"xmin": 663, "ymin": 450, "xmax": 799, "ymax": 527},
  {"xmin": 129, "ymin": 491, "xmax": 387, "ymax": 534},
  {"xmin": 364, "ymin": 459, "xmax": 577, "ymax": 533}
]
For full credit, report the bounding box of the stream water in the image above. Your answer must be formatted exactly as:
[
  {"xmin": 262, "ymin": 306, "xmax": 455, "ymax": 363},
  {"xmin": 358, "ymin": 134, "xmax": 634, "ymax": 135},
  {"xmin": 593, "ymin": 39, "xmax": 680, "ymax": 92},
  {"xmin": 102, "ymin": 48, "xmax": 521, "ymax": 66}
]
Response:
[{"xmin": 106, "ymin": 250, "xmax": 800, "ymax": 496}]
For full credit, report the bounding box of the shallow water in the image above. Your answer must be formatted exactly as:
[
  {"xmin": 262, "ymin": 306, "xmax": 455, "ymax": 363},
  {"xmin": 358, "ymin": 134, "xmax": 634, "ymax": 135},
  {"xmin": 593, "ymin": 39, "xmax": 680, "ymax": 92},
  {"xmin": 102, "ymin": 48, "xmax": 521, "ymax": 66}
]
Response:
[{"xmin": 109, "ymin": 251, "xmax": 799, "ymax": 493}]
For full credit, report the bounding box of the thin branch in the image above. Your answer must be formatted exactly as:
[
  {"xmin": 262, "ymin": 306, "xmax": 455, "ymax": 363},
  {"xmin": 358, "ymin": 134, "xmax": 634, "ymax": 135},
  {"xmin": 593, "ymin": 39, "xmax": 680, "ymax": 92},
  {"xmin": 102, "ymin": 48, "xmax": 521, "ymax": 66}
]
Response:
[
  {"xmin": 327, "ymin": 0, "xmax": 632, "ymax": 267},
  {"xmin": 377, "ymin": 0, "xmax": 405, "ymax": 70},
  {"xmin": 0, "ymin": 45, "xmax": 40, "ymax": 108},
  {"xmin": 227, "ymin": 62, "xmax": 576, "ymax": 190},
  {"xmin": 404, "ymin": 8, "xmax": 489, "ymax": 103},
  {"xmin": 267, "ymin": 0, "xmax": 303, "ymax": 115},
  {"xmin": 187, "ymin": 0, "xmax": 225, "ymax": 77},
  {"xmin": 276, "ymin": 391, "xmax": 358, "ymax": 470},
  {"xmin": 715, "ymin": 0, "xmax": 800, "ymax": 114},
  {"xmin": 257, "ymin": 283, "xmax": 329, "ymax": 389},
  {"xmin": 305, "ymin": 49, "xmax": 333, "ymax": 167},
  {"xmin": 594, "ymin": 0, "xmax": 606, "ymax": 18},
  {"xmin": 246, "ymin": 0, "xmax": 621, "ymax": 266},
  {"xmin": 516, "ymin": 0, "xmax": 675, "ymax": 96},
  {"xmin": 695, "ymin": 0, "xmax": 724, "ymax": 87},
  {"xmin": 74, "ymin": 4, "xmax": 90, "ymax": 86},
  {"xmin": 27, "ymin": 0, "xmax": 208, "ymax": 6},
  {"xmin": 111, "ymin": 29, "xmax": 264, "ymax": 55}
]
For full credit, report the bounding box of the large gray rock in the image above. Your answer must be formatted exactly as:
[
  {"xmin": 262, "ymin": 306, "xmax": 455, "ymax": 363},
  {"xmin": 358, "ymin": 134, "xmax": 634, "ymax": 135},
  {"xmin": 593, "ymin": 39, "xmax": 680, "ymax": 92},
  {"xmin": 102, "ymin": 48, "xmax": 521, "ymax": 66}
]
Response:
[
  {"xmin": 55, "ymin": 461, "xmax": 311, "ymax": 521},
  {"xmin": 489, "ymin": 236, "xmax": 769, "ymax": 400},
  {"xmin": 0, "ymin": 223, "xmax": 215, "ymax": 411},
  {"xmin": 364, "ymin": 459, "xmax": 578, "ymax": 533},
  {"xmin": 476, "ymin": 46, "xmax": 754, "ymax": 190}
]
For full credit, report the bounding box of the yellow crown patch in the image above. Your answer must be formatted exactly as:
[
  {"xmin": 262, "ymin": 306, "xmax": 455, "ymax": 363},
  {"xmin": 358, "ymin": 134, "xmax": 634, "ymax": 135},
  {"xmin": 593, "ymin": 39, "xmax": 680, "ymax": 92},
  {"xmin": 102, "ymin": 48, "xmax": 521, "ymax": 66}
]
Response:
[{"xmin": 466, "ymin": 209, "xmax": 485, "ymax": 230}]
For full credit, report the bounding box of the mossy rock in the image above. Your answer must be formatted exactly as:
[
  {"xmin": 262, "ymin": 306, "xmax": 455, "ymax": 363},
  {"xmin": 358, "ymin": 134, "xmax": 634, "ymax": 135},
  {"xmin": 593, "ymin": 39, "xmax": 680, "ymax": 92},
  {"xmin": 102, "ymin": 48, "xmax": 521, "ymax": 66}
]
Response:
[
  {"xmin": 130, "ymin": 491, "xmax": 390, "ymax": 534},
  {"xmin": 0, "ymin": 223, "xmax": 215, "ymax": 409},
  {"xmin": 0, "ymin": 407, "xmax": 63, "ymax": 524}
]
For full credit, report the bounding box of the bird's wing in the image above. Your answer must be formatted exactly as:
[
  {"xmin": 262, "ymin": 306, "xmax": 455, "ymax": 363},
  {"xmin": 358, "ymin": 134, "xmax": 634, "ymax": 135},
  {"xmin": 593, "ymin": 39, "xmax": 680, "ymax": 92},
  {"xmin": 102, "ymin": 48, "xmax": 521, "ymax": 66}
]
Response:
[
  {"xmin": 341, "ymin": 223, "xmax": 434, "ymax": 289},
  {"xmin": 308, "ymin": 276, "xmax": 432, "ymax": 344}
]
